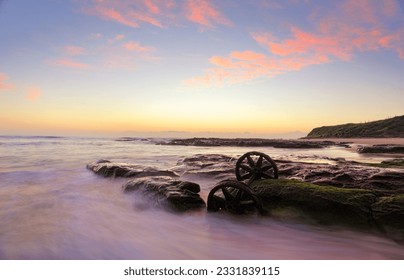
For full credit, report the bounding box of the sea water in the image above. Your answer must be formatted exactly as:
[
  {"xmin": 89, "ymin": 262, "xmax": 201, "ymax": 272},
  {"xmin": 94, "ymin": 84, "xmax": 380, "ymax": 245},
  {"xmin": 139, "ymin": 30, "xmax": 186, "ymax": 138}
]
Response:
[{"xmin": 1, "ymin": 136, "xmax": 403, "ymax": 259}]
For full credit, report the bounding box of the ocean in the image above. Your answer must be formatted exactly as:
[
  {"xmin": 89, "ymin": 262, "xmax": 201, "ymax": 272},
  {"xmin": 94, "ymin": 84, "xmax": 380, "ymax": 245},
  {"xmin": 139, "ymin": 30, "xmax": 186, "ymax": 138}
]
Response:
[{"xmin": 1, "ymin": 135, "xmax": 403, "ymax": 259}]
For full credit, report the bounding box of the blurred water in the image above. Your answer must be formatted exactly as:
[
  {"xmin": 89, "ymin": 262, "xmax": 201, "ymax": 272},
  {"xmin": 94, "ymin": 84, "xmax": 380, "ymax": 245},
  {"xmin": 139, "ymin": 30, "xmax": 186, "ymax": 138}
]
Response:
[{"xmin": 0, "ymin": 136, "xmax": 403, "ymax": 259}]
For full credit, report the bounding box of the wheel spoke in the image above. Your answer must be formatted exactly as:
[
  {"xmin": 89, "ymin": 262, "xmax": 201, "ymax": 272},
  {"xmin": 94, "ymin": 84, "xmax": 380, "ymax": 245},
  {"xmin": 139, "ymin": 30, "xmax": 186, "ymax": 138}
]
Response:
[
  {"xmin": 246, "ymin": 155, "xmax": 255, "ymax": 167},
  {"xmin": 221, "ymin": 186, "xmax": 234, "ymax": 201},
  {"xmin": 213, "ymin": 195, "xmax": 226, "ymax": 205},
  {"xmin": 256, "ymin": 155, "xmax": 263, "ymax": 168},
  {"xmin": 261, "ymin": 164, "xmax": 274, "ymax": 172},
  {"xmin": 240, "ymin": 164, "xmax": 252, "ymax": 172},
  {"xmin": 234, "ymin": 189, "xmax": 244, "ymax": 203},
  {"xmin": 240, "ymin": 173, "xmax": 252, "ymax": 180}
]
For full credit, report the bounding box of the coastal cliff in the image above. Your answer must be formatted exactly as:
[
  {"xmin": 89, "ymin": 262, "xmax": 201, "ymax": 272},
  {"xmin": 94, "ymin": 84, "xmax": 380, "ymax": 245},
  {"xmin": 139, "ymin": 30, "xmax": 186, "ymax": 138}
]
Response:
[{"xmin": 306, "ymin": 115, "xmax": 404, "ymax": 138}]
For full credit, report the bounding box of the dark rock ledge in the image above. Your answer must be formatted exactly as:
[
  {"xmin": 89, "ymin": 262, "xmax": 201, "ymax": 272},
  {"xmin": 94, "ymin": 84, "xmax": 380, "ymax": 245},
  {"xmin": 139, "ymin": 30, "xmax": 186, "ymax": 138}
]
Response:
[
  {"xmin": 87, "ymin": 160, "xmax": 205, "ymax": 212},
  {"xmin": 158, "ymin": 137, "xmax": 350, "ymax": 149},
  {"xmin": 358, "ymin": 145, "xmax": 404, "ymax": 154},
  {"xmin": 123, "ymin": 176, "xmax": 206, "ymax": 212},
  {"xmin": 251, "ymin": 179, "xmax": 404, "ymax": 241},
  {"xmin": 87, "ymin": 159, "xmax": 178, "ymax": 178}
]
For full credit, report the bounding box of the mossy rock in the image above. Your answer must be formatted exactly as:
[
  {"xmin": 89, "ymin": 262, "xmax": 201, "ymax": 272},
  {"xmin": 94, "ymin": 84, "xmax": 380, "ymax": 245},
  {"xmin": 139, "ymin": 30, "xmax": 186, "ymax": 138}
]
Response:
[
  {"xmin": 250, "ymin": 179, "xmax": 377, "ymax": 228},
  {"xmin": 372, "ymin": 195, "xmax": 404, "ymax": 240}
]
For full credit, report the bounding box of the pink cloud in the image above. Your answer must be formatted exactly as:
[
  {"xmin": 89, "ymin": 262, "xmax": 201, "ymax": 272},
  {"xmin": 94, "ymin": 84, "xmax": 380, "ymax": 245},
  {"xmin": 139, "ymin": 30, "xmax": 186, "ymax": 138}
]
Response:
[
  {"xmin": 80, "ymin": 0, "xmax": 229, "ymax": 29},
  {"xmin": 64, "ymin": 45, "xmax": 86, "ymax": 56},
  {"xmin": 50, "ymin": 59, "xmax": 91, "ymax": 69},
  {"xmin": 185, "ymin": 0, "xmax": 232, "ymax": 27},
  {"xmin": 145, "ymin": 0, "xmax": 160, "ymax": 14},
  {"xmin": 184, "ymin": 51, "xmax": 290, "ymax": 87},
  {"xmin": 252, "ymin": 28, "xmax": 353, "ymax": 61},
  {"xmin": 81, "ymin": 0, "xmax": 172, "ymax": 28},
  {"xmin": 25, "ymin": 86, "xmax": 42, "ymax": 101},
  {"xmin": 185, "ymin": 0, "xmax": 404, "ymax": 88},
  {"xmin": 123, "ymin": 41, "xmax": 153, "ymax": 52},
  {"xmin": 0, "ymin": 73, "xmax": 14, "ymax": 91},
  {"xmin": 115, "ymin": 34, "xmax": 125, "ymax": 41},
  {"xmin": 91, "ymin": 6, "xmax": 140, "ymax": 28},
  {"xmin": 230, "ymin": 50, "xmax": 267, "ymax": 61}
]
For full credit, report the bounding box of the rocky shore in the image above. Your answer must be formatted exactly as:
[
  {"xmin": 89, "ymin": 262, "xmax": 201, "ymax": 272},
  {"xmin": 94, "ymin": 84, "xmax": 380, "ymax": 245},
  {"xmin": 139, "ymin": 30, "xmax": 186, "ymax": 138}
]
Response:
[
  {"xmin": 87, "ymin": 151, "xmax": 404, "ymax": 241},
  {"xmin": 158, "ymin": 137, "xmax": 350, "ymax": 149}
]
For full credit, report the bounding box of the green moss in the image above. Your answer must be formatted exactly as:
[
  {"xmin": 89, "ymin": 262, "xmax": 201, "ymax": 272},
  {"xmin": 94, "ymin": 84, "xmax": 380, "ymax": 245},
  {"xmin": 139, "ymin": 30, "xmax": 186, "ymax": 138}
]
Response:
[
  {"xmin": 306, "ymin": 115, "xmax": 404, "ymax": 138},
  {"xmin": 251, "ymin": 179, "xmax": 377, "ymax": 228},
  {"xmin": 372, "ymin": 195, "xmax": 404, "ymax": 240}
]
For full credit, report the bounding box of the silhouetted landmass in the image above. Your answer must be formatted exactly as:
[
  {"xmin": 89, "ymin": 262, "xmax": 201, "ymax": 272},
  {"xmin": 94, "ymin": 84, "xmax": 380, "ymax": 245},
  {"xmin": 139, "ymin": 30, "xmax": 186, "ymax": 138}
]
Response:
[
  {"xmin": 160, "ymin": 138, "xmax": 349, "ymax": 149},
  {"xmin": 306, "ymin": 115, "xmax": 404, "ymax": 138}
]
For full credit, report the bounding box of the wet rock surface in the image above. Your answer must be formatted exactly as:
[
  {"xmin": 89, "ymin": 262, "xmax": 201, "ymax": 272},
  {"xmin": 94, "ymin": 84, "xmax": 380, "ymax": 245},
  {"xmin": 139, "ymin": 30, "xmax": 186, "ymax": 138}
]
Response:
[
  {"xmin": 160, "ymin": 137, "xmax": 349, "ymax": 149},
  {"xmin": 87, "ymin": 159, "xmax": 178, "ymax": 178},
  {"xmin": 358, "ymin": 145, "xmax": 404, "ymax": 154},
  {"xmin": 173, "ymin": 154, "xmax": 236, "ymax": 180},
  {"xmin": 87, "ymin": 153, "xmax": 404, "ymax": 239},
  {"xmin": 123, "ymin": 176, "xmax": 206, "ymax": 212},
  {"xmin": 275, "ymin": 160, "xmax": 404, "ymax": 195},
  {"xmin": 174, "ymin": 154, "xmax": 404, "ymax": 195},
  {"xmin": 251, "ymin": 179, "xmax": 404, "ymax": 241}
]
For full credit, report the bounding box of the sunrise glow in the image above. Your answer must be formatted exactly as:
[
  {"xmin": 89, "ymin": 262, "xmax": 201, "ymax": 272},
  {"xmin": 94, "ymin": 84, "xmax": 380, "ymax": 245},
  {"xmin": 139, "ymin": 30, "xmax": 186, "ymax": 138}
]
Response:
[{"xmin": 1, "ymin": 0, "xmax": 404, "ymax": 137}]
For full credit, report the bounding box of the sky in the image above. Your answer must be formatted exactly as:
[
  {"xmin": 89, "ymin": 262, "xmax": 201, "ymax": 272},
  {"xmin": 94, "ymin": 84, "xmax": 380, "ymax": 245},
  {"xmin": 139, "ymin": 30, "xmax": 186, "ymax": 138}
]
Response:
[{"xmin": 0, "ymin": 0, "xmax": 404, "ymax": 138}]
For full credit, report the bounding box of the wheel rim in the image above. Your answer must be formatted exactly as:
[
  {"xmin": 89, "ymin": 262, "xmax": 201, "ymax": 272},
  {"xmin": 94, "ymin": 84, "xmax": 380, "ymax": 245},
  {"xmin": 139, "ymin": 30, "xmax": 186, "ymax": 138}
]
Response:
[
  {"xmin": 235, "ymin": 151, "xmax": 278, "ymax": 184},
  {"xmin": 207, "ymin": 180, "xmax": 263, "ymax": 214}
]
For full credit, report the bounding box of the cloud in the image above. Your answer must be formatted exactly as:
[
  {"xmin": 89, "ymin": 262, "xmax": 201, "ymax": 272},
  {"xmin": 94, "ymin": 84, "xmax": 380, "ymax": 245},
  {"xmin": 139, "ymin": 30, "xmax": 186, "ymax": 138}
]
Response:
[
  {"xmin": 81, "ymin": 0, "xmax": 171, "ymax": 28},
  {"xmin": 25, "ymin": 86, "xmax": 42, "ymax": 101},
  {"xmin": 185, "ymin": 0, "xmax": 232, "ymax": 28},
  {"xmin": 185, "ymin": 0, "xmax": 404, "ymax": 87},
  {"xmin": 64, "ymin": 45, "xmax": 86, "ymax": 56},
  {"xmin": 0, "ymin": 72, "xmax": 14, "ymax": 91},
  {"xmin": 183, "ymin": 50, "xmax": 328, "ymax": 87},
  {"xmin": 79, "ymin": 0, "xmax": 230, "ymax": 29},
  {"xmin": 49, "ymin": 59, "xmax": 92, "ymax": 69},
  {"xmin": 48, "ymin": 33, "xmax": 157, "ymax": 71},
  {"xmin": 123, "ymin": 41, "xmax": 153, "ymax": 52}
]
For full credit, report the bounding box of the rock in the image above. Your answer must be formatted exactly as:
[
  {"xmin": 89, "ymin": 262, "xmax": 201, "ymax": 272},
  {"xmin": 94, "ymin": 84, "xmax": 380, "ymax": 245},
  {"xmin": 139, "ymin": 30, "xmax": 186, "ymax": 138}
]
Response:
[
  {"xmin": 123, "ymin": 176, "xmax": 206, "ymax": 212},
  {"xmin": 160, "ymin": 138, "xmax": 343, "ymax": 149},
  {"xmin": 250, "ymin": 178, "xmax": 404, "ymax": 241},
  {"xmin": 174, "ymin": 154, "xmax": 236, "ymax": 178},
  {"xmin": 367, "ymin": 171, "xmax": 404, "ymax": 193},
  {"xmin": 250, "ymin": 179, "xmax": 377, "ymax": 228},
  {"xmin": 174, "ymin": 154, "xmax": 404, "ymax": 195},
  {"xmin": 358, "ymin": 145, "xmax": 404, "ymax": 154},
  {"xmin": 87, "ymin": 160, "xmax": 178, "ymax": 178},
  {"xmin": 371, "ymin": 195, "xmax": 404, "ymax": 241},
  {"xmin": 177, "ymin": 181, "xmax": 200, "ymax": 193}
]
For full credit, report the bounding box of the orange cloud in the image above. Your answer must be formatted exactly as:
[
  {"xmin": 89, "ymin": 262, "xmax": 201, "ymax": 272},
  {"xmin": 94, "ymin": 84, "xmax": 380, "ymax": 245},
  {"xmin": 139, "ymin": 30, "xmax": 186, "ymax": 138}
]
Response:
[
  {"xmin": 185, "ymin": 0, "xmax": 232, "ymax": 27},
  {"xmin": 123, "ymin": 41, "xmax": 153, "ymax": 52},
  {"xmin": 64, "ymin": 45, "xmax": 86, "ymax": 56},
  {"xmin": 25, "ymin": 86, "xmax": 42, "ymax": 101},
  {"xmin": 50, "ymin": 59, "xmax": 91, "ymax": 69},
  {"xmin": 0, "ymin": 73, "xmax": 14, "ymax": 91}
]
